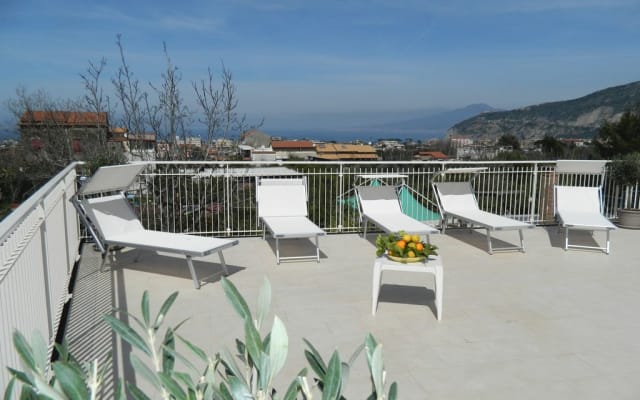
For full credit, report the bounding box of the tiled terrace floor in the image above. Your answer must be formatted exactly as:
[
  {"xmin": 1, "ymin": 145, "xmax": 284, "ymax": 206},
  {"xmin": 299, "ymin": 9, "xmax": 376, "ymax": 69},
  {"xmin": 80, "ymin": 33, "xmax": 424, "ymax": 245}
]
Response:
[{"xmin": 66, "ymin": 226, "xmax": 640, "ymax": 399}]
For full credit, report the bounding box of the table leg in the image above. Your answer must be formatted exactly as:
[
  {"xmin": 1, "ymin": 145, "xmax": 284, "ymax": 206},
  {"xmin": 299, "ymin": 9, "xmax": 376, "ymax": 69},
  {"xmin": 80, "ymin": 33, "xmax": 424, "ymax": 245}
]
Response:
[
  {"xmin": 372, "ymin": 260, "xmax": 382, "ymax": 315},
  {"xmin": 434, "ymin": 264, "xmax": 443, "ymax": 320}
]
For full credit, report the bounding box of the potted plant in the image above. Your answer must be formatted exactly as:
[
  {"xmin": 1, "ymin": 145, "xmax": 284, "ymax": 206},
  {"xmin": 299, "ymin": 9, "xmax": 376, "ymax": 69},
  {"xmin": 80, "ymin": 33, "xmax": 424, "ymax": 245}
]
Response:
[{"xmin": 610, "ymin": 152, "xmax": 640, "ymax": 228}]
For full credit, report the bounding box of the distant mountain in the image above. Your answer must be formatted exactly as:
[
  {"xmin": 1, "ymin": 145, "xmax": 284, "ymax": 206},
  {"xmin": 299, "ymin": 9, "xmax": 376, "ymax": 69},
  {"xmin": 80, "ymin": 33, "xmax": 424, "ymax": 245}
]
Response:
[
  {"xmin": 447, "ymin": 81, "xmax": 640, "ymax": 140},
  {"xmin": 370, "ymin": 103, "xmax": 497, "ymax": 133}
]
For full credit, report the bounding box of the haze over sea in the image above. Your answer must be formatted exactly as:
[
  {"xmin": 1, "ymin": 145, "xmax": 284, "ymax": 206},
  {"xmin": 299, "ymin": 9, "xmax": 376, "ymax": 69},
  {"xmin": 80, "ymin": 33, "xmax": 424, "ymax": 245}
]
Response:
[{"xmin": 258, "ymin": 129, "xmax": 444, "ymax": 142}]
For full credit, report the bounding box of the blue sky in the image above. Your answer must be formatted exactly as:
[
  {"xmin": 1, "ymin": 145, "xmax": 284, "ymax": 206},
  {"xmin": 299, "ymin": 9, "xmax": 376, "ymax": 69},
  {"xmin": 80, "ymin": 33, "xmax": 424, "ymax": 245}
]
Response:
[{"xmin": 1, "ymin": 0, "xmax": 639, "ymax": 131}]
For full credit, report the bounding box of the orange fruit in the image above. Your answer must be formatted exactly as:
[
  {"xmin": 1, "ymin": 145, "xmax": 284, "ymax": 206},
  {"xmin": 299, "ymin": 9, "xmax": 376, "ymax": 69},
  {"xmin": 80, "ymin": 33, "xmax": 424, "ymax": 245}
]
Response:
[
  {"xmin": 396, "ymin": 240, "xmax": 406, "ymax": 249},
  {"xmin": 416, "ymin": 243, "xmax": 424, "ymax": 252}
]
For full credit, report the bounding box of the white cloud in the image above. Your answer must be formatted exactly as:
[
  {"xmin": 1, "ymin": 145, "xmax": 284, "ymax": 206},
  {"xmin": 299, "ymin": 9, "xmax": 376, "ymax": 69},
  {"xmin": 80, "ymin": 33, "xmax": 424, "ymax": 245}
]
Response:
[{"xmin": 157, "ymin": 16, "xmax": 222, "ymax": 32}]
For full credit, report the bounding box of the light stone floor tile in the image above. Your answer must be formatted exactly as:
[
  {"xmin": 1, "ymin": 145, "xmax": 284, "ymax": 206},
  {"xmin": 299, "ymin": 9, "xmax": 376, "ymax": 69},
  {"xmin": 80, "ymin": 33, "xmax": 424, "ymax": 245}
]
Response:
[{"xmin": 66, "ymin": 227, "xmax": 640, "ymax": 399}]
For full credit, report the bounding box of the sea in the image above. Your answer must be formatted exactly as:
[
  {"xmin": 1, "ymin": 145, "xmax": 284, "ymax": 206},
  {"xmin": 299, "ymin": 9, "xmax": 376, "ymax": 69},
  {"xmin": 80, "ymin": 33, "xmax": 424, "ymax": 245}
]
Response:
[
  {"xmin": 243, "ymin": 128, "xmax": 446, "ymax": 143},
  {"xmin": 0, "ymin": 128, "xmax": 446, "ymax": 143}
]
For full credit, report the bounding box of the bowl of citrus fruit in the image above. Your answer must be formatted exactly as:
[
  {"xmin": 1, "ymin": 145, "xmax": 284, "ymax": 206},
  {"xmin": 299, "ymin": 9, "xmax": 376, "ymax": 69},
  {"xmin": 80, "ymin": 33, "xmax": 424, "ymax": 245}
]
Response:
[{"xmin": 375, "ymin": 231, "xmax": 438, "ymax": 263}]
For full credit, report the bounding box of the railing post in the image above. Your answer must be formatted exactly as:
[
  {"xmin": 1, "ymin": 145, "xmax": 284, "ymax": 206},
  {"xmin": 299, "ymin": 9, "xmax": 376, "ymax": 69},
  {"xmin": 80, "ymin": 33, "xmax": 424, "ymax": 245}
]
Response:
[
  {"xmin": 338, "ymin": 163, "xmax": 344, "ymax": 232},
  {"xmin": 224, "ymin": 162, "xmax": 232, "ymax": 236},
  {"xmin": 529, "ymin": 162, "xmax": 538, "ymax": 224},
  {"xmin": 38, "ymin": 200, "xmax": 54, "ymax": 342}
]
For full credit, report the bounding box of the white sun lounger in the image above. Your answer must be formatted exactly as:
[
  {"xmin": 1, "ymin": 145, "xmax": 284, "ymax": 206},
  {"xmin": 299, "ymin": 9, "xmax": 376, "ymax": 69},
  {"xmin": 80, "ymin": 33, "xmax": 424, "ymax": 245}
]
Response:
[
  {"xmin": 433, "ymin": 169, "xmax": 533, "ymax": 254},
  {"xmin": 554, "ymin": 160, "xmax": 616, "ymax": 254},
  {"xmin": 355, "ymin": 185, "xmax": 439, "ymax": 241},
  {"xmin": 256, "ymin": 178, "xmax": 326, "ymax": 264},
  {"xmin": 73, "ymin": 164, "xmax": 238, "ymax": 289}
]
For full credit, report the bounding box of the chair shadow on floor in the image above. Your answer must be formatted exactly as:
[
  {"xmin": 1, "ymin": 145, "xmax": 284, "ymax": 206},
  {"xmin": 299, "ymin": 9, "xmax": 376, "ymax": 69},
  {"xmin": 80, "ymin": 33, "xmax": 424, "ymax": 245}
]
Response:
[
  {"xmin": 377, "ymin": 283, "xmax": 438, "ymax": 318},
  {"xmin": 102, "ymin": 248, "xmax": 244, "ymax": 286},
  {"xmin": 263, "ymin": 237, "xmax": 328, "ymax": 263},
  {"xmin": 543, "ymin": 226, "xmax": 603, "ymax": 251},
  {"xmin": 444, "ymin": 228, "xmax": 514, "ymax": 253}
]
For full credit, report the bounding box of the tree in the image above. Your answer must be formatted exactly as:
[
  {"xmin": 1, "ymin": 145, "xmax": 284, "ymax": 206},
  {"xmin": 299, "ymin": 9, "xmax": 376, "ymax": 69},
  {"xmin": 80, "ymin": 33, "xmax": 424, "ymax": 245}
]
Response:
[
  {"xmin": 150, "ymin": 42, "xmax": 190, "ymax": 160},
  {"xmin": 595, "ymin": 107, "xmax": 640, "ymax": 158},
  {"xmin": 497, "ymin": 133, "xmax": 521, "ymax": 151},
  {"xmin": 535, "ymin": 135, "xmax": 566, "ymax": 159},
  {"xmin": 193, "ymin": 67, "xmax": 222, "ymax": 159},
  {"xmin": 112, "ymin": 34, "xmax": 151, "ymax": 160},
  {"xmin": 192, "ymin": 62, "xmax": 263, "ymax": 160}
]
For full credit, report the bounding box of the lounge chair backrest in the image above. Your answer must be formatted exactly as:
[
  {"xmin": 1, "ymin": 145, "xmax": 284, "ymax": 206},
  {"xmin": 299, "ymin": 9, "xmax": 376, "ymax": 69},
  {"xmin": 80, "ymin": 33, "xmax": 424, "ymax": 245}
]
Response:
[
  {"xmin": 555, "ymin": 186, "xmax": 602, "ymax": 214},
  {"xmin": 82, "ymin": 194, "xmax": 145, "ymax": 240},
  {"xmin": 78, "ymin": 163, "xmax": 147, "ymax": 195},
  {"xmin": 556, "ymin": 160, "xmax": 606, "ymax": 175},
  {"xmin": 257, "ymin": 179, "xmax": 308, "ymax": 218},
  {"xmin": 356, "ymin": 186, "xmax": 402, "ymax": 214},
  {"xmin": 434, "ymin": 182, "xmax": 480, "ymax": 212}
]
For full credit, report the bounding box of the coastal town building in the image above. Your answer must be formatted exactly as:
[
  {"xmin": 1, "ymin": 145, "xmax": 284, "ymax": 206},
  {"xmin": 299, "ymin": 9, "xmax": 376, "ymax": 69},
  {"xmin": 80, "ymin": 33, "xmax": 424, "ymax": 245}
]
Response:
[
  {"xmin": 19, "ymin": 111, "xmax": 109, "ymax": 157},
  {"xmin": 271, "ymin": 140, "xmax": 316, "ymax": 160},
  {"xmin": 414, "ymin": 151, "xmax": 449, "ymax": 161},
  {"xmin": 313, "ymin": 143, "xmax": 378, "ymax": 161}
]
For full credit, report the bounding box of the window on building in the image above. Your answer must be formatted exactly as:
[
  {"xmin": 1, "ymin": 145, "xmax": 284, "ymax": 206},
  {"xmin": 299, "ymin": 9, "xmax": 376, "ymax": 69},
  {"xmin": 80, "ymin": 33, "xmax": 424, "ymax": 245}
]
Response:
[{"xmin": 72, "ymin": 139, "xmax": 82, "ymax": 153}]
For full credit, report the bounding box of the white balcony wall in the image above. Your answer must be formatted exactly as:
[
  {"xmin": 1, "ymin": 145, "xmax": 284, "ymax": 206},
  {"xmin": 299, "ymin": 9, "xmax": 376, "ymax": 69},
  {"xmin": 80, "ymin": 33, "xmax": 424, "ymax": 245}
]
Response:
[{"xmin": 0, "ymin": 163, "xmax": 81, "ymax": 391}]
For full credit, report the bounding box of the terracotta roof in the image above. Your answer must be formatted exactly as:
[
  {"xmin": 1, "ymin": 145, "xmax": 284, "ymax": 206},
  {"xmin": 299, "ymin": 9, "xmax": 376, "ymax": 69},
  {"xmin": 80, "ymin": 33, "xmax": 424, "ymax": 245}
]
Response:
[
  {"xmin": 417, "ymin": 151, "xmax": 448, "ymax": 159},
  {"xmin": 271, "ymin": 140, "xmax": 314, "ymax": 150},
  {"xmin": 20, "ymin": 111, "xmax": 108, "ymax": 126},
  {"xmin": 314, "ymin": 153, "xmax": 378, "ymax": 160}
]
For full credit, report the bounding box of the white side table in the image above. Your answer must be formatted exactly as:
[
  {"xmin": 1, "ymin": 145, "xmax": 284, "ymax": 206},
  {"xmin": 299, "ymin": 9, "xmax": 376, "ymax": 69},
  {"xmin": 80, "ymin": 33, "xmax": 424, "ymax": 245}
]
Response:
[{"xmin": 372, "ymin": 254, "xmax": 443, "ymax": 320}]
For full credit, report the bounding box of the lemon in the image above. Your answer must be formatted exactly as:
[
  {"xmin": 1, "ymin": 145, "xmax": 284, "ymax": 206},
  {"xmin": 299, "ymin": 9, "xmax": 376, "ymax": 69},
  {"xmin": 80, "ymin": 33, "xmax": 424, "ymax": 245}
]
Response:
[
  {"xmin": 402, "ymin": 234, "xmax": 412, "ymax": 243},
  {"xmin": 411, "ymin": 234, "xmax": 421, "ymax": 243},
  {"xmin": 407, "ymin": 250, "xmax": 416, "ymax": 258}
]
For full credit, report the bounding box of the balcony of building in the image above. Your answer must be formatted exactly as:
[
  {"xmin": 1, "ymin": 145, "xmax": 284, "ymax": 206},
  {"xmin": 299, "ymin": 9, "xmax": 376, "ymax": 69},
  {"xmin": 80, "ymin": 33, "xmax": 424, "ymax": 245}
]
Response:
[{"xmin": 1, "ymin": 160, "xmax": 639, "ymax": 398}]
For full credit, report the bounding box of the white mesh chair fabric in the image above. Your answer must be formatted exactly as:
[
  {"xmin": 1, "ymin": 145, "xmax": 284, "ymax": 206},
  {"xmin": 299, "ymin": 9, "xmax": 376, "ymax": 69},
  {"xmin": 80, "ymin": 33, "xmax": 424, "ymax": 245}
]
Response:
[
  {"xmin": 256, "ymin": 178, "xmax": 326, "ymax": 264},
  {"xmin": 355, "ymin": 185, "xmax": 438, "ymax": 241},
  {"xmin": 433, "ymin": 181, "xmax": 533, "ymax": 254},
  {"xmin": 74, "ymin": 166, "xmax": 238, "ymax": 289},
  {"xmin": 554, "ymin": 186, "xmax": 615, "ymax": 254},
  {"xmin": 553, "ymin": 160, "xmax": 615, "ymax": 254}
]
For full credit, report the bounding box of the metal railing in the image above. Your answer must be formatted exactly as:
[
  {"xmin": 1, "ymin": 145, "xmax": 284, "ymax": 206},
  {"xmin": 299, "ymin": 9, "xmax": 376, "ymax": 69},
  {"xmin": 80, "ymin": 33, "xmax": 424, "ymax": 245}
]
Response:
[
  {"xmin": 0, "ymin": 162, "xmax": 81, "ymax": 390},
  {"xmin": 128, "ymin": 160, "xmax": 633, "ymax": 237},
  {"xmin": 1, "ymin": 159, "xmax": 637, "ymax": 390}
]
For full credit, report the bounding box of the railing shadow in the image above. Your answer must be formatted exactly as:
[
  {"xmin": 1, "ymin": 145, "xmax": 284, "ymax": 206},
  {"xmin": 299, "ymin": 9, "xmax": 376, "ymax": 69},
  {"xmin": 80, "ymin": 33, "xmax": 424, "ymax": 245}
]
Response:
[{"xmin": 63, "ymin": 243, "xmax": 126, "ymax": 398}]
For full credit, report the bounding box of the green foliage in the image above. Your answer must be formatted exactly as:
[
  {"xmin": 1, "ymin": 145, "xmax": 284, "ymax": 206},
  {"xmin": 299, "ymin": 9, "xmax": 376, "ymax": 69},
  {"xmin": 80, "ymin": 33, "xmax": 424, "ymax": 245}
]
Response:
[
  {"xmin": 8, "ymin": 278, "xmax": 398, "ymax": 399},
  {"xmin": 492, "ymin": 150, "xmax": 526, "ymax": 161},
  {"xmin": 497, "ymin": 134, "xmax": 520, "ymax": 151},
  {"xmin": 534, "ymin": 135, "xmax": 566, "ymax": 159},
  {"xmin": 5, "ymin": 331, "xmax": 109, "ymax": 400},
  {"xmin": 375, "ymin": 230, "xmax": 438, "ymax": 259},
  {"xmin": 595, "ymin": 107, "xmax": 640, "ymax": 157},
  {"xmin": 609, "ymin": 152, "xmax": 640, "ymax": 187},
  {"xmin": 83, "ymin": 150, "xmax": 127, "ymax": 175}
]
